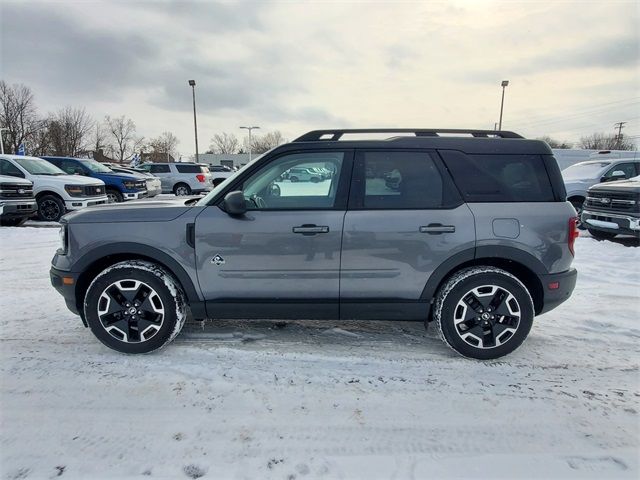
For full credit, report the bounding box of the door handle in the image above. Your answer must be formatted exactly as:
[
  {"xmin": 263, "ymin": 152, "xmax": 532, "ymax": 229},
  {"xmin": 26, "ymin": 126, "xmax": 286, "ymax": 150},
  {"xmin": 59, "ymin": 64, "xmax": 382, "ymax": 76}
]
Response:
[
  {"xmin": 420, "ymin": 224, "xmax": 456, "ymax": 234},
  {"xmin": 292, "ymin": 224, "xmax": 330, "ymax": 235}
]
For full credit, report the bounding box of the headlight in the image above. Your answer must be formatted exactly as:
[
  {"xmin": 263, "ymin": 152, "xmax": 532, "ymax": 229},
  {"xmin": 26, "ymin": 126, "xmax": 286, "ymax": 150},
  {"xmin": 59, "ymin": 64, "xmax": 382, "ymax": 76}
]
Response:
[
  {"xmin": 64, "ymin": 185, "xmax": 85, "ymax": 197},
  {"xmin": 58, "ymin": 224, "xmax": 68, "ymax": 255}
]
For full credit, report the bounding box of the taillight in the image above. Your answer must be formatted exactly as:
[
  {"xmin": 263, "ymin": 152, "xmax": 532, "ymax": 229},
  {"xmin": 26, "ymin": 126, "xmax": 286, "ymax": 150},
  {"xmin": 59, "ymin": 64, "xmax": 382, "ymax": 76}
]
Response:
[
  {"xmin": 196, "ymin": 174, "xmax": 206, "ymax": 183},
  {"xmin": 568, "ymin": 217, "xmax": 579, "ymax": 256}
]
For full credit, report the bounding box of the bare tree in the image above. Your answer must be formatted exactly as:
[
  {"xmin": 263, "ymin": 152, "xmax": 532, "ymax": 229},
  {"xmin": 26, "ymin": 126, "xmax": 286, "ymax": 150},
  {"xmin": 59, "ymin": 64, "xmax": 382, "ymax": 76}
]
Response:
[
  {"xmin": 90, "ymin": 122, "xmax": 110, "ymax": 154},
  {"xmin": 246, "ymin": 130, "xmax": 286, "ymax": 154},
  {"xmin": 579, "ymin": 132, "xmax": 635, "ymax": 151},
  {"xmin": 104, "ymin": 115, "xmax": 144, "ymax": 162},
  {"xmin": 536, "ymin": 136, "xmax": 572, "ymax": 149},
  {"xmin": 148, "ymin": 131, "xmax": 180, "ymax": 160},
  {"xmin": 47, "ymin": 107, "xmax": 94, "ymax": 156},
  {"xmin": 0, "ymin": 81, "xmax": 41, "ymax": 154},
  {"xmin": 209, "ymin": 132, "xmax": 239, "ymax": 154}
]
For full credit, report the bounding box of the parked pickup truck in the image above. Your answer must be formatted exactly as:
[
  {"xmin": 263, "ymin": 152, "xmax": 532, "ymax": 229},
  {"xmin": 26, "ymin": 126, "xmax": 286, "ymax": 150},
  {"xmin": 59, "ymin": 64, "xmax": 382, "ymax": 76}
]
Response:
[
  {"xmin": 0, "ymin": 154, "xmax": 108, "ymax": 222},
  {"xmin": 42, "ymin": 157, "xmax": 148, "ymax": 203},
  {"xmin": 582, "ymin": 175, "xmax": 640, "ymax": 240},
  {"xmin": 0, "ymin": 174, "xmax": 36, "ymax": 226}
]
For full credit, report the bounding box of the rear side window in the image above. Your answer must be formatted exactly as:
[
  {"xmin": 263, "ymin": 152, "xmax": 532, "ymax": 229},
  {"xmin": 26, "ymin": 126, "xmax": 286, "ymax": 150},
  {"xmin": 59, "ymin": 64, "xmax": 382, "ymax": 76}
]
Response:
[
  {"xmin": 440, "ymin": 151, "xmax": 554, "ymax": 202},
  {"xmin": 353, "ymin": 150, "xmax": 459, "ymax": 209},
  {"xmin": 175, "ymin": 164, "xmax": 201, "ymax": 174},
  {"xmin": 149, "ymin": 164, "xmax": 170, "ymax": 173}
]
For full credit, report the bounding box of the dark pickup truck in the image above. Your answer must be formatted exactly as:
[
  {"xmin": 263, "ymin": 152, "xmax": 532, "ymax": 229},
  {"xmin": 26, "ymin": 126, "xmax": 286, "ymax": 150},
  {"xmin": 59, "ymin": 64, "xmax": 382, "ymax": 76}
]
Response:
[{"xmin": 582, "ymin": 176, "xmax": 640, "ymax": 240}]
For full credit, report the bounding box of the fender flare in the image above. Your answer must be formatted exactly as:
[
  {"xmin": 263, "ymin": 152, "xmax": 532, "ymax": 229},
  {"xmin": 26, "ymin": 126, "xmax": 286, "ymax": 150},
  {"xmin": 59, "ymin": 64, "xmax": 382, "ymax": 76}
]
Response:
[
  {"xmin": 72, "ymin": 242, "xmax": 201, "ymax": 302},
  {"xmin": 420, "ymin": 246, "xmax": 548, "ymax": 300}
]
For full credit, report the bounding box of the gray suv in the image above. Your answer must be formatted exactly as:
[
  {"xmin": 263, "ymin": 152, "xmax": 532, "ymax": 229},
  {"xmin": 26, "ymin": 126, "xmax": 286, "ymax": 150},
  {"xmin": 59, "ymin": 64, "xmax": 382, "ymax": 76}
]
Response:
[
  {"xmin": 50, "ymin": 129, "xmax": 578, "ymax": 359},
  {"xmin": 138, "ymin": 162, "xmax": 214, "ymax": 195}
]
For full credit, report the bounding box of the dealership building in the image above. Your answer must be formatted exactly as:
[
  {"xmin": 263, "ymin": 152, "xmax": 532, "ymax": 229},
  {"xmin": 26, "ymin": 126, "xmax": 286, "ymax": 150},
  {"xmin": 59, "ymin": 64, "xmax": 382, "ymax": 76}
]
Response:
[{"xmin": 194, "ymin": 153, "xmax": 251, "ymax": 169}]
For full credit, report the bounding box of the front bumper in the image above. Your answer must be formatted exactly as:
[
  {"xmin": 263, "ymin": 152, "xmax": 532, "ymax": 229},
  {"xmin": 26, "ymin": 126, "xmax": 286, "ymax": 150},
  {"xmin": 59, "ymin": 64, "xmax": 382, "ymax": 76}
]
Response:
[
  {"xmin": 122, "ymin": 190, "xmax": 147, "ymax": 201},
  {"xmin": 0, "ymin": 199, "xmax": 37, "ymax": 217},
  {"xmin": 582, "ymin": 209, "xmax": 640, "ymax": 237},
  {"xmin": 50, "ymin": 266, "xmax": 83, "ymax": 320},
  {"xmin": 538, "ymin": 268, "xmax": 578, "ymax": 315},
  {"xmin": 65, "ymin": 196, "xmax": 109, "ymax": 210}
]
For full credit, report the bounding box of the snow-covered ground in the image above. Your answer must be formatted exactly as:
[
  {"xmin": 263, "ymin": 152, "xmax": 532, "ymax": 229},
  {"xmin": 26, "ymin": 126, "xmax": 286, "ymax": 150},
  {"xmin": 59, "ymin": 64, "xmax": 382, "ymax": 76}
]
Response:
[{"xmin": 0, "ymin": 227, "xmax": 638, "ymax": 479}]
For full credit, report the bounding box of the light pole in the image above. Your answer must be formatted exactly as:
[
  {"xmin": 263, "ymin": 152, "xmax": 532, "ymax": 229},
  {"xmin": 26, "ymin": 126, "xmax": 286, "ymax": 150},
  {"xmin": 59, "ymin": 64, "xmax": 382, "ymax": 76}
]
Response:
[
  {"xmin": 188, "ymin": 80, "xmax": 199, "ymax": 162},
  {"xmin": 240, "ymin": 126, "xmax": 260, "ymax": 162},
  {"xmin": 0, "ymin": 127, "xmax": 8, "ymax": 155},
  {"xmin": 498, "ymin": 80, "xmax": 509, "ymax": 131}
]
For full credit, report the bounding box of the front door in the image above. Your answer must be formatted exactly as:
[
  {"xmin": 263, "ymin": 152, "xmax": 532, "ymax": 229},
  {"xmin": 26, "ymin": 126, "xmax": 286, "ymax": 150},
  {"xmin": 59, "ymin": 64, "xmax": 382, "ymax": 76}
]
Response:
[
  {"xmin": 340, "ymin": 149, "xmax": 476, "ymax": 320},
  {"xmin": 195, "ymin": 150, "xmax": 352, "ymax": 319}
]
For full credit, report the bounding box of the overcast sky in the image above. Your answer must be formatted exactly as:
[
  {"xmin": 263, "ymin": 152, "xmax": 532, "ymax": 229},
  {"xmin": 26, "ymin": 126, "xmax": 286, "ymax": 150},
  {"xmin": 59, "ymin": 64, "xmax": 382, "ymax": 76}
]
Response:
[{"xmin": 1, "ymin": 0, "xmax": 638, "ymax": 156}]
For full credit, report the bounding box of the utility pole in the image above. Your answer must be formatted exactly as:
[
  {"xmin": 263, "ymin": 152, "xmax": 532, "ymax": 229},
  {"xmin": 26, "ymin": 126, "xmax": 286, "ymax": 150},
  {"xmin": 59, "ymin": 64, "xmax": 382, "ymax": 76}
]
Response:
[
  {"xmin": 498, "ymin": 80, "xmax": 509, "ymax": 130},
  {"xmin": 188, "ymin": 80, "xmax": 199, "ymax": 163},
  {"xmin": 240, "ymin": 126, "xmax": 260, "ymax": 162},
  {"xmin": 614, "ymin": 121, "xmax": 626, "ymax": 148},
  {"xmin": 0, "ymin": 127, "xmax": 8, "ymax": 155}
]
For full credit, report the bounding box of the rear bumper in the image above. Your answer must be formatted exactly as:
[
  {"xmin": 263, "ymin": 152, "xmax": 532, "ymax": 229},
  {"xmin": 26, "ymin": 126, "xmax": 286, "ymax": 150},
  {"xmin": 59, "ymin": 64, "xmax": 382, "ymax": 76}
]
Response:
[
  {"xmin": 538, "ymin": 268, "xmax": 578, "ymax": 315},
  {"xmin": 582, "ymin": 209, "xmax": 640, "ymax": 237}
]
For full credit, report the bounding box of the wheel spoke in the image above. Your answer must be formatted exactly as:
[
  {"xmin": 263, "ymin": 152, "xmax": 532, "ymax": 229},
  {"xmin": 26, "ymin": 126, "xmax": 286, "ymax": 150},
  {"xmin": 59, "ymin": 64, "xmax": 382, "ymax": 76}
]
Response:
[{"xmin": 463, "ymin": 292, "xmax": 484, "ymax": 313}]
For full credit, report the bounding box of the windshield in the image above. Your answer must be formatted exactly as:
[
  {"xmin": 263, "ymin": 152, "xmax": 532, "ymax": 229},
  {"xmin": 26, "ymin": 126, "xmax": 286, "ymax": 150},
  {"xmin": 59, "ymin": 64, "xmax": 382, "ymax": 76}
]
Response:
[
  {"xmin": 562, "ymin": 162, "xmax": 611, "ymax": 181},
  {"xmin": 14, "ymin": 158, "xmax": 65, "ymax": 175},
  {"xmin": 79, "ymin": 159, "xmax": 113, "ymax": 173},
  {"xmin": 195, "ymin": 152, "xmax": 269, "ymax": 206}
]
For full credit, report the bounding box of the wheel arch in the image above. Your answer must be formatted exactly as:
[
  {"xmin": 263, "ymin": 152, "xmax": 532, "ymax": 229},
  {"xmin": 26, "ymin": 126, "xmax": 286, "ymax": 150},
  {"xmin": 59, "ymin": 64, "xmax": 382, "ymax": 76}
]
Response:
[
  {"xmin": 422, "ymin": 247, "xmax": 546, "ymax": 315},
  {"xmin": 35, "ymin": 190, "xmax": 64, "ymax": 201},
  {"xmin": 73, "ymin": 243, "xmax": 202, "ymax": 320}
]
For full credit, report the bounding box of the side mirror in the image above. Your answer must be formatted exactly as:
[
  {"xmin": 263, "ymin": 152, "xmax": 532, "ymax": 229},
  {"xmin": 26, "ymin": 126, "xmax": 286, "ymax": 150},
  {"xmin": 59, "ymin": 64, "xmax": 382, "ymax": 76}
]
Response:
[
  {"xmin": 222, "ymin": 190, "xmax": 247, "ymax": 216},
  {"xmin": 268, "ymin": 182, "xmax": 281, "ymax": 197}
]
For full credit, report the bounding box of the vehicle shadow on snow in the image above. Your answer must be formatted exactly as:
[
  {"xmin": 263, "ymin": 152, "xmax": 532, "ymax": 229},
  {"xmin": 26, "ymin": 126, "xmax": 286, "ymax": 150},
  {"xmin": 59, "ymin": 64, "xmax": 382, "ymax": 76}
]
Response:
[{"xmin": 178, "ymin": 318, "xmax": 455, "ymax": 356}]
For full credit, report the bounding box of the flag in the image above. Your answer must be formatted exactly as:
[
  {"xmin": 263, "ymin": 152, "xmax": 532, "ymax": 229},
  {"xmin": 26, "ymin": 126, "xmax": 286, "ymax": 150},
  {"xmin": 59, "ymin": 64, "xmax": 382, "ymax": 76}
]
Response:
[{"xmin": 17, "ymin": 143, "xmax": 25, "ymax": 155}]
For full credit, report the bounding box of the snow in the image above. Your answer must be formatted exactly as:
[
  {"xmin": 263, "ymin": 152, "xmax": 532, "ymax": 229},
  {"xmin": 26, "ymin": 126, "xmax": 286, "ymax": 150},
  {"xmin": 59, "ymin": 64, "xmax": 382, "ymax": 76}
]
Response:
[{"xmin": 1, "ymin": 227, "xmax": 639, "ymax": 479}]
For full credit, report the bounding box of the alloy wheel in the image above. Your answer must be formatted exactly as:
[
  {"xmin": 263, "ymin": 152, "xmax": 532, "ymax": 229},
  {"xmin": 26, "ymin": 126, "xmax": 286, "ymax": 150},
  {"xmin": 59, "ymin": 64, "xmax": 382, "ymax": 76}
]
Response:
[
  {"xmin": 40, "ymin": 199, "xmax": 61, "ymax": 221},
  {"xmin": 453, "ymin": 284, "xmax": 521, "ymax": 349},
  {"xmin": 97, "ymin": 279, "xmax": 165, "ymax": 343},
  {"xmin": 175, "ymin": 186, "xmax": 190, "ymax": 196}
]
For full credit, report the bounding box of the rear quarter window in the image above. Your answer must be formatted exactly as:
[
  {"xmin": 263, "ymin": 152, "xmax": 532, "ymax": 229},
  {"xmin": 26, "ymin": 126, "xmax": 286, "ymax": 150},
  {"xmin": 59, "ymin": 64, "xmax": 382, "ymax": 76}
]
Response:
[
  {"xmin": 175, "ymin": 164, "xmax": 201, "ymax": 174},
  {"xmin": 440, "ymin": 151, "xmax": 555, "ymax": 202}
]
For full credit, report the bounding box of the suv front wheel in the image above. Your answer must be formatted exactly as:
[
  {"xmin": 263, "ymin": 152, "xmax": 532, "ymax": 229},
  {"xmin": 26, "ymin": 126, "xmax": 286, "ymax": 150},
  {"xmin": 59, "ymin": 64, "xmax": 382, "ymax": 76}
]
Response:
[
  {"xmin": 434, "ymin": 267, "xmax": 534, "ymax": 360},
  {"xmin": 84, "ymin": 260, "xmax": 188, "ymax": 353}
]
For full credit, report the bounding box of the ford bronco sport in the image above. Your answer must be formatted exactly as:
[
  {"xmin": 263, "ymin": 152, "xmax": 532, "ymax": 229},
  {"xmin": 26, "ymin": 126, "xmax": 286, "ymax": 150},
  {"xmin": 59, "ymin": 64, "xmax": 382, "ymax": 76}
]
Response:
[{"xmin": 50, "ymin": 129, "xmax": 578, "ymax": 359}]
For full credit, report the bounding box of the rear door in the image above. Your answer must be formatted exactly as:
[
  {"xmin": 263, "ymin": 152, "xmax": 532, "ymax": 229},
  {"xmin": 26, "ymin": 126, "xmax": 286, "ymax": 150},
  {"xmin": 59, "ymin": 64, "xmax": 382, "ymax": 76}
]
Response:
[
  {"xmin": 195, "ymin": 150, "xmax": 352, "ymax": 319},
  {"xmin": 340, "ymin": 149, "xmax": 476, "ymax": 320}
]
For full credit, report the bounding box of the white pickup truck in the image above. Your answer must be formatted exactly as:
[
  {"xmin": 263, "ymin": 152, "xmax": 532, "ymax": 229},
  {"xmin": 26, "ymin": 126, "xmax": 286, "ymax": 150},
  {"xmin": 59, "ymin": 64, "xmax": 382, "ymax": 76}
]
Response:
[
  {"xmin": 0, "ymin": 154, "xmax": 109, "ymax": 222},
  {"xmin": 0, "ymin": 174, "xmax": 37, "ymax": 226}
]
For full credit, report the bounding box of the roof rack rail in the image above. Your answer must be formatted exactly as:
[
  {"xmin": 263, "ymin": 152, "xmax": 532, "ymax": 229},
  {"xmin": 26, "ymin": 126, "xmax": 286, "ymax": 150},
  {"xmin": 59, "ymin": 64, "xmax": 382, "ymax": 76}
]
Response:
[{"xmin": 293, "ymin": 128, "xmax": 524, "ymax": 142}]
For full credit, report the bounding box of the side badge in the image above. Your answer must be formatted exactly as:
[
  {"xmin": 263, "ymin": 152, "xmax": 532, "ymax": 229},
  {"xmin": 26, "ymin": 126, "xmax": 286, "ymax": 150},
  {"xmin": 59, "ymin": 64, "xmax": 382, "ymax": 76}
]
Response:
[{"xmin": 212, "ymin": 254, "xmax": 225, "ymax": 266}]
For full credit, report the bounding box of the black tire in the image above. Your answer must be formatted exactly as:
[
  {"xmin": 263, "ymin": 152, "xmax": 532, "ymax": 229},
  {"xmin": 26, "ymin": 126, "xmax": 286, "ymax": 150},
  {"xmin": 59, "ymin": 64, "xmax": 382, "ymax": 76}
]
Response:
[
  {"xmin": 106, "ymin": 188, "xmax": 124, "ymax": 203},
  {"xmin": 290, "ymin": 176, "xmax": 299, "ymax": 183},
  {"xmin": 570, "ymin": 199, "xmax": 586, "ymax": 230},
  {"xmin": 83, "ymin": 260, "xmax": 188, "ymax": 354},
  {"xmin": 174, "ymin": 183, "xmax": 191, "ymax": 196},
  {"xmin": 588, "ymin": 228, "xmax": 617, "ymax": 240},
  {"xmin": 37, "ymin": 194, "xmax": 65, "ymax": 222},
  {"xmin": 310, "ymin": 177, "xmax": 320, "ymax": 183},
  {"xmin": 434, "ymin": 266, "xmax": 534, "ymax": 360},
  {"xmin": 1, "ymin": 216, "xmax": 28, "ymax": 227}
]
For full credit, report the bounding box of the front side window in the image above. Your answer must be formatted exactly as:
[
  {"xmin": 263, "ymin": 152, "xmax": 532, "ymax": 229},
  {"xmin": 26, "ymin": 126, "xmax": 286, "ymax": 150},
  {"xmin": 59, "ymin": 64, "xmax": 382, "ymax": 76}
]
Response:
[
  {"xmin": 0, "ymin": 159, "xmax": 25, "ymax": 177},
  {"xmin": 59, "ymin": 160, "xmax": 86, "ymax": 175},
  {"xmin": 241, "ymin": 151, "xmax": 345, "ymax": 210},
  {"xmin": 79, "ymin": 159, "xmax": 112, "ymax": 173},
  {"xmin": 358, "ymin": 151, "xmax": 445, "ymax": 209}
]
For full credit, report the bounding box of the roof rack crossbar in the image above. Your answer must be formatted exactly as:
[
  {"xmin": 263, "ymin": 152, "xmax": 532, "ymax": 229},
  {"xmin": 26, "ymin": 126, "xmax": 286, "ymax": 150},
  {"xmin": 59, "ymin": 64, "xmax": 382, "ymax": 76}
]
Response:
[{"xmin": 294, "ymin": 129, "xmax": 523, "ymax": 142}]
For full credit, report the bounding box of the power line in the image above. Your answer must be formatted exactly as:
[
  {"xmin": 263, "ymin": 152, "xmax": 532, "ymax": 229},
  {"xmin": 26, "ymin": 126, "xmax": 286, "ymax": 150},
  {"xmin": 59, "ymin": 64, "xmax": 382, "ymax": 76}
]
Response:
[{"xmin": 511, "ymin": 101, "xmax": 640, "ymax": 129}]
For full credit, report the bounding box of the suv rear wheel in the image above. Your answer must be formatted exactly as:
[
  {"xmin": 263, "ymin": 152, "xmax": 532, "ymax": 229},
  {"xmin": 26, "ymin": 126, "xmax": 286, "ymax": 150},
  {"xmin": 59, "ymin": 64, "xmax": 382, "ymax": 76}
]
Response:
[
  {"xmin": 174, "ymin": 183, "xmax": 191, "ymax": 196},
  {"xmin": 83, "ymin": 260, "xmax": 188, "ymax": 354},
  {"xmin": 434, "ymin": 267, "xmax": 534, "ymax": 360}
]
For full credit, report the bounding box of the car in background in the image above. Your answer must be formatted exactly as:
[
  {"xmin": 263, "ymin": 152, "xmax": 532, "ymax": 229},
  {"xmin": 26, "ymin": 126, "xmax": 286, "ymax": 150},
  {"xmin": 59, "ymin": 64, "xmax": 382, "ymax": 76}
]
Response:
[
  {"xmin": 41, "ymin": 157, "xmax": 147, "ymax": 203},
  {"xmin": 286, "ymin": 166, "xmax": 323, "ymax": 183},
  {"xmin": 581, "ymin": 175, "xmax": 640, "ymax": 240},
  {"xmin": 0, "ymin": 155, "xmax": 107, "ymax": 222},
  {"xmin": 562, "ymin": 158, "xmax": 640, "ymax": 226},
  {"xmin": 0, "ymin": 174, "xmax": 36, "ymax": 226},
  {"xmin": 103, "ymin": 164, "xmax": 162, "ymax": 198},
  {"xmin": 138, "ymin": 162, "xmax": 214, "ymax": 196},
  {"xmin": 208, "ymin": 165, "xmax": 234, "ymax": 186}
]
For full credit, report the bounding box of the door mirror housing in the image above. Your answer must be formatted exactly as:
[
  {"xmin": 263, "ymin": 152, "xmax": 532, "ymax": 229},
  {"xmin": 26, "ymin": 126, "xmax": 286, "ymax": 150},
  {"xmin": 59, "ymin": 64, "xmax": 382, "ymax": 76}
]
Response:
[{"xmin": 222, "ymin": 190, "xmax": 247, "ymax": 216}]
